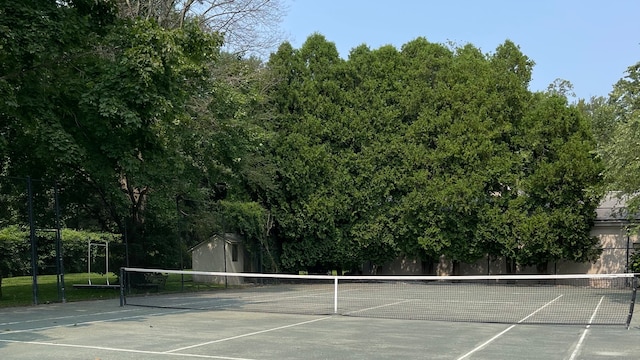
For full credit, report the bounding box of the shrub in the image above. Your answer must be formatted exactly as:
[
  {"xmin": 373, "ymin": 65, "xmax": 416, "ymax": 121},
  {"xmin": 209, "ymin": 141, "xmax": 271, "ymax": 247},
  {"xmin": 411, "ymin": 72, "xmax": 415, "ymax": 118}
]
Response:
[
  {"xmin": 0, "ymin": 226, "xmax": 120, "ymax": 277},
  {"xmin": 630, "ymin": 251, "xmax": 640, "ymax": 273}
]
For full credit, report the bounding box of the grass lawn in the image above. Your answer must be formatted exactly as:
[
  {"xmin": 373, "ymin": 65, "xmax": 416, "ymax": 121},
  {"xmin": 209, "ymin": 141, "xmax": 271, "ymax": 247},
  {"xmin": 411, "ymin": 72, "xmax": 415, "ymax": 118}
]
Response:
[
  {"xmin": 0, "ymin": 273, "xmax": 120, "ymax": 308},
  {"xmin": 0, "ymin": 272, "xmax": 223, "ymax": 308}
]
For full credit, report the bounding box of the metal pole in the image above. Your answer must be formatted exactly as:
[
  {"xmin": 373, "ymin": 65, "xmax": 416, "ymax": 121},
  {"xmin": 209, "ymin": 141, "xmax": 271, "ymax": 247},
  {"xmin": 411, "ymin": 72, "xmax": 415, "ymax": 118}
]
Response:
[
  {"xmin": 119, "ymin": 267, "xmax": 125, "ymax": 307},
  {"xmin": 27, "ymin": 176, "xmax": 38, "ymax": 305},
  {"xmin": 334, "ymin": 277, "xmax": 338, "ymax": 314},
  {"xmin": 176, "ymin": 197, "xmax": 184, "ymax": 291},
  {"xmin": 223, "ymin": 233, "xmax": 228, "ymax": 289},
  {"xmin": 105, "ymin": 241, "xmax": 110, "ymax": 286},
  {"xmin": 626, "ymin": 275, "xmax": 638, "ymax": 329},
  {"xmin": 123, "ymin": 220, "xmax": 130, "ymax": 267},
  {"xmin": 222, "ymin": 205, "xmax": 228, "ymax": 288},
  {"xmin": 88, "ymin": 240, "xmax": 92, "ymax": 285},
  {"xmin": 626, "ymin": 230, "xmax": 633, "ymax": 288},
  {"xmin": 486, "ymin": 256, "xmax": 490, "ymax": 276},
  {"xmin": 54, "ymin": 182, "xmax": 66, "ymax": 303}
]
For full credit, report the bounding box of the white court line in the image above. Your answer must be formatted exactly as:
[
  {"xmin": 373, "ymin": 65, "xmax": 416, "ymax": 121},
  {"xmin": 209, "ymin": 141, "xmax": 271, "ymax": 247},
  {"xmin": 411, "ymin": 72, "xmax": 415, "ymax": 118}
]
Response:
[
  {"xmin": 0, "ymin": 308, "xmax": 140, "ymax": 327},
  {"xmin": 568, "ymin": 296, "xmax": 605, "ymax": 360},
  {"xmin": 456, "ymin": 294, "xmax": 564, "ymax": 360},
  {"xmin": 1, "ymin": 314, "xmax": 332, "ymax": 359},
  {"xmin": 344, "ymin": 299, "xmax": 414, "ymax": 315},
  {"xmin": 0, "ymin": 308, "xmax": 191, "ymax": 335},
  {"xmin": 339, "ymin": 295, "xmax": 517, "ymax": 305},
  {"xmin": 165, "ymin": 316, "xmax": 332, "ymax": 353},
  {"xmin": 145, "ymin": 287, "xmax": 334, "ymax": 310},
  {"xmin": 0, "ymin": 338, "xmax": 255, "ymax": 360}
]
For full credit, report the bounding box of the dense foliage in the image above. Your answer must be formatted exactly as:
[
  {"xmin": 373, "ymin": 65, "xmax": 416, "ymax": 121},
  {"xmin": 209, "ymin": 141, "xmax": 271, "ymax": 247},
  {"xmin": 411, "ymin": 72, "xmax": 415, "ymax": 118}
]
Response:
[
  {"xmin": 1, "ymin": 0, "xmax": 266, "ymax": 269},
  {"xmin": 592, "ymin": 63, "xmax": 640, "ymax": 217},
  {"xmin": 0, "ymin": 226, "xmax": 118, "ymax": 277},
  {"xmin": 263, "ymin": 35, "xmax": 603, "ymax": 273},
  {"xmin": 1, "ymin": 1, "xmax": 614, "ymax": 277}
]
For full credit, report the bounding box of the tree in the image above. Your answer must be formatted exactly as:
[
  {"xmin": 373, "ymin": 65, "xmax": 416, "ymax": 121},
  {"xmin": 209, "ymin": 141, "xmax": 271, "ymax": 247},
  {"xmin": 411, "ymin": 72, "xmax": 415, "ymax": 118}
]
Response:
[
  {"xmin": 173, "ymin": 52, "xmax": 280, "ymax": 271},
  {"xmin": 343, "ymin": 44, "xmax": 409, "ymax": 270},
  {"xmin": 479, "ymin": 93, "xmax": 603, "ymax": 272},
  {"xmin": 579, "ymin": 96, "xmax": 617, "ymax": 148},
  {"xmin": 546, "ymin": 78, "xmax": 576, "ymax": 99},
  {"xmin": 107, "ymin": 1, "xmax": 286, "ymax": 268},
  {"xmin": 264, "ymin": 35, "xmax": 352, "ymax": 272},
  {"xmin": 0, "ymin": 0, "xmax": 123, "ymax": 235},
  {"xmin": 598, "ymin": 62, "xmax": 640, "ymax": 215},
  {"xmin": 0, "ymin": 1, "xmax": 232, "ymax": 267},
  {"xmin": 262, "ymin": 35, "xmax": 603, "ymax": 274},
  {"xmin": 116, "ymin": 0, "xmax": 287, "ymax": 57},
  {"xmin": 0, "ymin": 0, "xmax": 116, "ymax": 178}
]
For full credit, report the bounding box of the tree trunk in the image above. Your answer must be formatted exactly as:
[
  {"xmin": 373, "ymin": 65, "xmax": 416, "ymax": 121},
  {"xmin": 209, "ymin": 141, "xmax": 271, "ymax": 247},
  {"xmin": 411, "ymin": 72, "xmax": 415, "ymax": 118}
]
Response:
[
  {"xmin": 536, "ymin": 261, "xmax": 549, "ymax": 274},
  {"xmin": 506, "ymin": 258, "xmax": 517, "ymax": 274},
  {"xmin": 452, "ymin": 260, "xmax": 460, "ymax": 276}
]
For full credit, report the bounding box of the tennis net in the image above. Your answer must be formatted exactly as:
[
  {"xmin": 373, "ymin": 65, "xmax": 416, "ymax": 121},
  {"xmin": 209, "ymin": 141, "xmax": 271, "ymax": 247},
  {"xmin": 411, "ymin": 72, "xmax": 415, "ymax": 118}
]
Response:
[{"xmin": 119, "ymin": 268, "xmax": 638, "ymax": 327}]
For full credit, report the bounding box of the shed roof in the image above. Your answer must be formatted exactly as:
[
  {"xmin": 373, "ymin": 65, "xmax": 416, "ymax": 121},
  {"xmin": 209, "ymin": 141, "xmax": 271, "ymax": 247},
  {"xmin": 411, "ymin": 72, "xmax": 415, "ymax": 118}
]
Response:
[
  {"xmin": 188, "ymin": 233, "xmax": 244, "ymax": 253},
  {"xmin": 594, "ymin": 191, "xmax": 640, "ymax": 223},
  {"xmin": 596, "ymin": 192, "xmax": 627, "ymax": 221}
]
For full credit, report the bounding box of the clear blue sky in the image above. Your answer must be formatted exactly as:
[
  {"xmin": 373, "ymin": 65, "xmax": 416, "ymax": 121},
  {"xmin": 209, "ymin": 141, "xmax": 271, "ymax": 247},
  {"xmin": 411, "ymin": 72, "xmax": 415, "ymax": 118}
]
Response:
[{"xmin": 281, "ymin": 0, "xmax": 640, "ymax": 100}]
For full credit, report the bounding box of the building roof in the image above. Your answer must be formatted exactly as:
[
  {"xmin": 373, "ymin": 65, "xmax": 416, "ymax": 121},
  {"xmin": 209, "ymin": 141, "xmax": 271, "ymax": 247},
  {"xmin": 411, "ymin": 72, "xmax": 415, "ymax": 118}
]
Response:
[
  {"xmin": 188, "ymin": 233, "xmax": 244, "ymax": 253},
  {"xmin": 595, "ymin": 191, "xmax": 640, "ymax": 223}
]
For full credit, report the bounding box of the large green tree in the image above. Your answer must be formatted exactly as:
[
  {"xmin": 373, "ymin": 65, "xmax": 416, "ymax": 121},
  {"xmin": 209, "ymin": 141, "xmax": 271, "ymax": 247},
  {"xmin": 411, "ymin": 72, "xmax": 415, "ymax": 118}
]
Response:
[
  {"xmin": 265, "ymin": 35, "xmax": 355, "ymax": 271},
  {"xmin": 115, "ymin": 0, "xmax": 286, "ymax": 56},
  {"xmin": 1, "ymin": 2, "xmax": 605, "ymax": 273},
  {"xmin": 0, "ymin": 0, "xmax": 115, "ymax": 178},
  {"xmin": 395, "ymin": 40, "xmax": 530, "ymax": 271},
  {"xmin": 263, "ymin": 35, "xmax": 603, "ymax": 274},
  {"xmin": 0, "ymin": 0, "xmax": 251, "ymax": 267},
  {"xmin": 581, "ymin": 61, "xmax": 640, "ymax": 269},
  {"xmin": 478, "ymin": 93, "xmax": 602, "ymax": 272},
  {"xmin": 597, "ymin": 62, "xmax": 640, "ymax": 214}
]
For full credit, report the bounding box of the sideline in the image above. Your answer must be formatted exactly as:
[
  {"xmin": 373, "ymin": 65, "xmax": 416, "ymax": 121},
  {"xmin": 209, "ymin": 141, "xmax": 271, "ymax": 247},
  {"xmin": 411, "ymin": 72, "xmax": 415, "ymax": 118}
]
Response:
[
  {"xmin": 0, "ymin": 308, "xmax": 138, "ymax": 327},
  {"xmin": 0, "ymin": 308, "xmax": 191, "ymax": 335},
  {"xmin": 0, "ymin": 338, "xmax": 254, "ymax": 360}
]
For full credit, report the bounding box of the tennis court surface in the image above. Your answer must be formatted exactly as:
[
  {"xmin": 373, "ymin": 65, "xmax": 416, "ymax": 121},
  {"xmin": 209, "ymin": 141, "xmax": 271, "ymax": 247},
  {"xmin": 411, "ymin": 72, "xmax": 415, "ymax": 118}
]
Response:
[{"xmin": 2, "ymin": 270, "xmax": 640, "ymax": 359}]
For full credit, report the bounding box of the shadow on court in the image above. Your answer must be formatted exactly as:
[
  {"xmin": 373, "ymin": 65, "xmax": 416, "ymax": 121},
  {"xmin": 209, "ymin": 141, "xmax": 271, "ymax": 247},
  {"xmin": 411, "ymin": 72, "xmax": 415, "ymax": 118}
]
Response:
[{"xmin": 1, "ymin": 298, "xmax": 640, "ymax": 359}]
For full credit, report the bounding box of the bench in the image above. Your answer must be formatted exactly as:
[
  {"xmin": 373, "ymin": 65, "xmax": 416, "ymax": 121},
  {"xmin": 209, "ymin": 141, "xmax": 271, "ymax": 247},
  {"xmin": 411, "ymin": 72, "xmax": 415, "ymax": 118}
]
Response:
[{"xmin": 72, "ymin": 284, "xmax": 120, "ymax": 289}]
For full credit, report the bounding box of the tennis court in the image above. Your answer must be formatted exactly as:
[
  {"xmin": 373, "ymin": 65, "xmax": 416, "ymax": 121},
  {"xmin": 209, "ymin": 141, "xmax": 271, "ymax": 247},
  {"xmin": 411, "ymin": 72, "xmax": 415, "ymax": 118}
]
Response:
[{"xmin": 2, "ymin": 271, "xmax": 640, "ymax": 359}]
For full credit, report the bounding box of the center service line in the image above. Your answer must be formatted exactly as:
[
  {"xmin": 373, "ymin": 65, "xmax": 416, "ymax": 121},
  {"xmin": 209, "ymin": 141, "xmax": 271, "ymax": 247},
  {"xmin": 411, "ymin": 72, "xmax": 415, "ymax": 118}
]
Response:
[
  {"xmin": 568, "ymin": 295, "xmax": 604, "ymax": 360},
  {"xmin": 456, "ymin": 294, "xmax": 564, "ymax": 360}
]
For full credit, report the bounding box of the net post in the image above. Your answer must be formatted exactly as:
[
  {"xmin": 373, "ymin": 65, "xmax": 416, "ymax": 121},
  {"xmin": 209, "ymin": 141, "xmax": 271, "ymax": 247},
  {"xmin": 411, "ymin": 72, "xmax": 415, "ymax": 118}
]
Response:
[
  {"xmin": 334, "ymin": 277, "xmax": 338, "ymax": 314},
  {"xmin": 119, "ymin": 267, "xmax": 126, "ymax": 307},
  {"xmin": 626, "ymin": 275, "xmax": 638, "ymax": 329}
]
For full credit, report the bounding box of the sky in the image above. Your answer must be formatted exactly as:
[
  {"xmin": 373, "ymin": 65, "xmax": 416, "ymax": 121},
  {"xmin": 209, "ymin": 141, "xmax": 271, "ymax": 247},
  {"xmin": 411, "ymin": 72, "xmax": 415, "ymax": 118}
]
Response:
[{"xmin": 281, "ymin": 0, "xmax": 640, "ymax": 100}]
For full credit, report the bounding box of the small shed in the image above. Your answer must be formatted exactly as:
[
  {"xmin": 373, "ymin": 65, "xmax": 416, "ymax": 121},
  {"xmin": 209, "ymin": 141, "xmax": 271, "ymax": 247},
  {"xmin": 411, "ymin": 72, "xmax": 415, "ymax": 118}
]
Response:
[{"xmin": 191, "ymin": 233, "xmax": 245, "ymax": 285}]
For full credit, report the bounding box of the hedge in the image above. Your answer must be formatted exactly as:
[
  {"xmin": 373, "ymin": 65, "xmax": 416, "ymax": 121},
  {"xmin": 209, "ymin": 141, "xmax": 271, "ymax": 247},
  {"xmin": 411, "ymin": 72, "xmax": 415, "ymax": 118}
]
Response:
[{"xmin": 0, "ymin": 226, "xmax": 121, "ymax": 277}]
